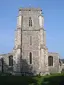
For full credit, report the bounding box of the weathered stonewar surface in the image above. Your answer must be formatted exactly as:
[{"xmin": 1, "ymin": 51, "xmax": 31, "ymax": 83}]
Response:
[{"xmin": 0, "ymin": 7, "xmax": 63, "ymax": 75}]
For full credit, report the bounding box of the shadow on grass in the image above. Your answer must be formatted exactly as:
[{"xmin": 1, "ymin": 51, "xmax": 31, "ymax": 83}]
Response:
[{"xmin": 0, "ymin": 76, "xmax": 38, "ymax": 85}]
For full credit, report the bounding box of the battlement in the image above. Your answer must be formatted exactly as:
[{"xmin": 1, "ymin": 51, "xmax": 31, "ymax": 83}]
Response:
[
  {"xmin": 48, "ymin": 52, "xmax": 60, "ymax": 57},
  {"xmin": 19, "ymin": 7, "xmax": 42, "ymax": 11}
]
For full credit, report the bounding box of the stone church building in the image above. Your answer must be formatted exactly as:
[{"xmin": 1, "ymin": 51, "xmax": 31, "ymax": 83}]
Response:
[{"xmin": 0, "ymin": 8, "xmax": 63, "ymax": 75}]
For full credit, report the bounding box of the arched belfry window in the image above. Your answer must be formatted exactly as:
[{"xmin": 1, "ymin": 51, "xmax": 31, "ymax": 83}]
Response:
[
  {"xmin": 48, "ymin": 56, "xmax": 53, "ymax": 66},
  {"xmin": 29, "ymin": 52, "xmax": 32, "ymax": 64},
  {"xmin": 9, "ymin": 55, "xmax": 13, "ymax": 66},
  {"xmin": 29, "ymin": 17, "xmax": 32, "ymax": 27}
]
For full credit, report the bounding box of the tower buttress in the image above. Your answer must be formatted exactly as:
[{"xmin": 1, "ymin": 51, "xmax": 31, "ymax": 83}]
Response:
[
  {"xmin": 13, "ymin": 10, "xmax": 22, "ymax": 73},
  {"xmin": 14, "ymin": 10, "xmax": 22, "ymax": 49},
  {"xmin": 39, "ymin": 14, "xmax": 48, "ymax": 74}
]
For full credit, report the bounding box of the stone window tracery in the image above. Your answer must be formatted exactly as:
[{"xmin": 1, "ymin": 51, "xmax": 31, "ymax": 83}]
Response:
[{"xmin": 29, "ymin": 17, "xmax": 32, "ymax": 27}]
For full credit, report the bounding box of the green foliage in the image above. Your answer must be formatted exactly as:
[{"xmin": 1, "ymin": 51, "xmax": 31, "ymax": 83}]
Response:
[
  {"xmin": 0, "ymin": 72, "xmax": 12, "ymax": 76},
  {"xmin": 61, "ymin": 69, "xmax": 64, "ymax": 73},
  {"xmin": 42, "ymin": 73, "xmax": 64, "ymax": 85}
]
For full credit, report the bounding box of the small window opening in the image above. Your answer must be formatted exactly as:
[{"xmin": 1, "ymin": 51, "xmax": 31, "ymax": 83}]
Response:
[{"xmin": 29, "ymin": 52, "xmax": 32, "ymax": 64}]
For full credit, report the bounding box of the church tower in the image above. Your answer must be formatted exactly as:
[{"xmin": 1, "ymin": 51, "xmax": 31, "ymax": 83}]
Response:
[{"xmin": 13, "ymin": 8, "xmax": 48, "ymax": 75}]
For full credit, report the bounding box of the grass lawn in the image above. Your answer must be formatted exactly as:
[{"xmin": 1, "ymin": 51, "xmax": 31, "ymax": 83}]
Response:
[{"xmin": 0, "ymin": 73, "xmax": 64, "ymax": 85}]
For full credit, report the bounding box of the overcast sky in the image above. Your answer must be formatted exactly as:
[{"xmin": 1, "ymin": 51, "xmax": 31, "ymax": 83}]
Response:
[{"xmin": 0, "ymin": 0, "xmax": 64, "ymax": 58}]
